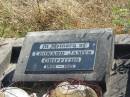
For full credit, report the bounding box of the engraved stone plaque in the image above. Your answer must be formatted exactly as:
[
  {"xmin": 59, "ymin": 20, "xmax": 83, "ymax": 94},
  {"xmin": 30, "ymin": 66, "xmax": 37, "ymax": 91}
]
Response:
[{"xmin": 25, "ymin": 41, "xmax": 97, "ymax": 74}]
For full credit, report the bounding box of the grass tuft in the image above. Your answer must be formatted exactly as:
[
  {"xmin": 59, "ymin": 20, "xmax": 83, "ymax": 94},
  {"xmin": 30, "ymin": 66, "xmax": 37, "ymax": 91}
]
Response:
[{"xmin": 0, "ymin": 0, "xmax": 129, "ymax": 37}]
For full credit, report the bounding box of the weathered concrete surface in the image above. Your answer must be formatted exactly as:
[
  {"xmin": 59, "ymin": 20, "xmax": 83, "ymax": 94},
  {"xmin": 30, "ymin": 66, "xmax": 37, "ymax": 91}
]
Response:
[
  {"xmin": 0, "ymin": 38, "xmax": 24, "ymax": 86},
  {"xmin": 0, "ymin": 34, "xmax": 130, "ymax": 97},
  {"xmin": 13, "ymin": 29, "xmax": 113, "ymax": 82},
  {"xmin": 0, "ymin": 39, "xmax": 11, "ymax": 86},
  {"xmin": 115, "ymin": 34, "xmax": 130, "ymax": 44},
  {"xmin": 105, "ymin": 34, "xmax": 130, "ymax": 97},
  {"xmin": 106, "ymin": 71, "xmax": 128, "ymax": 97},
  {"xmin": 0, "ymin": 38, "xmax": 24, "ymax": 47}
]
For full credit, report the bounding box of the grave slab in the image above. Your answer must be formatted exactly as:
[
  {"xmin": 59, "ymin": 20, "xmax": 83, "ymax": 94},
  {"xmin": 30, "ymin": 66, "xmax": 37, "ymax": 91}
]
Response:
[{"xmin": 13, "ymin": 28, "xmax": 114, "ymax": 81}]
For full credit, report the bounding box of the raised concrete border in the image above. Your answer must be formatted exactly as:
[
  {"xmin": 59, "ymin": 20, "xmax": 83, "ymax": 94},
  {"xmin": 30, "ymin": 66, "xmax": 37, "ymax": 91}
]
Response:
[
  {"xmin": 106, "ymin": 34, "xmax": 130, "ymax": 97},
  {"xmin": 0, "ymin": 41, "xmax": 11, "ymax": 85},
  {"xmin": 115, "ymin": 34, "xmax": 130, "ymax": 44},
  {"xmin": 0, "ymin": 38, "xmax": 24, "ymax": 86}
]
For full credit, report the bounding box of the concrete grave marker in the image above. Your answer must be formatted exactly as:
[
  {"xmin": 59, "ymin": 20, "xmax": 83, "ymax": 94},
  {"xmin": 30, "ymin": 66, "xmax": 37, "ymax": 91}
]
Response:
[{"xmin": 13, "ymin": 29, "xmax": 114, "ymax": 81}]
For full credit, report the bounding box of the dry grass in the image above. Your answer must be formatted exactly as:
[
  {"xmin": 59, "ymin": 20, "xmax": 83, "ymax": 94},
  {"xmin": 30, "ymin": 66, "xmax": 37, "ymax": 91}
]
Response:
[{"xmin": 0, "ymin": 0, "xmax": 129, "ymax": 37}]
